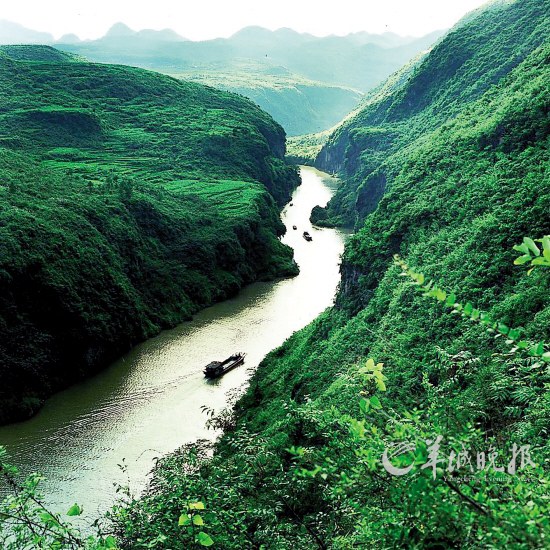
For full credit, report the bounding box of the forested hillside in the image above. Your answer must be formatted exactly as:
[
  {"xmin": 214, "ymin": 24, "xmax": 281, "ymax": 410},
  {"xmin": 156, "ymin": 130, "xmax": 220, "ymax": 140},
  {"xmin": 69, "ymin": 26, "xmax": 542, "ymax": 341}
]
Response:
[
  {"xmin": 314, "ymin": 0, "xmax": 549, "ymax": 227},
  {"xmin": 175, "ymin": 66, "xmax": 363, "ymax": 136},
  {"xmin": 111, "ymin": 1, "xmax": 550, "ymax": 548},
  {"xmin": 0, "ymin": 46, "xmax": 299, "ymax": 424}
]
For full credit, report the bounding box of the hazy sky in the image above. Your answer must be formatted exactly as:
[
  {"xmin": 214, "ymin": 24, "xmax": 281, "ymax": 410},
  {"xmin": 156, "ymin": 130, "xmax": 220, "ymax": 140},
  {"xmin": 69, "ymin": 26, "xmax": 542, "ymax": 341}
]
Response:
[{"xmin": 2, "ymin": 0, "xmax": 489, "ymax": 41}]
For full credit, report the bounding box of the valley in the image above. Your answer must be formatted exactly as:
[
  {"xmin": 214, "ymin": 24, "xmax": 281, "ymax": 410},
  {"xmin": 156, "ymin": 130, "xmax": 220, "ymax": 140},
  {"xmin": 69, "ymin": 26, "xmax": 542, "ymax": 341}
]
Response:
[{"xmin": 0, "ymin": 1, "xmax": 549, "ymax": 548}]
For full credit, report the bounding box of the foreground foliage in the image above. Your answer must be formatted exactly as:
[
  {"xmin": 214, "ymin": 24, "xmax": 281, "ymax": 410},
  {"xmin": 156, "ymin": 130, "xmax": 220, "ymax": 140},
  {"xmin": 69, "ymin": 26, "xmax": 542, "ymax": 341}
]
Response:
[{"xmin": 2, "ymin": 1, "xmax": 549, "ymax": 548}]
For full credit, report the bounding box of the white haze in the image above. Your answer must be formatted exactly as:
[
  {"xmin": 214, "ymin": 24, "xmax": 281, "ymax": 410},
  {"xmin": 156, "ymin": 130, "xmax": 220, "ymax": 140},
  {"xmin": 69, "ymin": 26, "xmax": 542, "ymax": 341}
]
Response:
[{"xmin": 1, "ymin": 0, "xmax": 489, "ymax": 41}]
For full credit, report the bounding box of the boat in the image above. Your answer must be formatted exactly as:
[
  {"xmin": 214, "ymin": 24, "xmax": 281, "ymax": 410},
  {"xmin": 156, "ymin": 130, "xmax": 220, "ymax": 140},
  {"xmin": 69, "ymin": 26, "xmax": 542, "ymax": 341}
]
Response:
[
  {"xmin": 204, "ymin": 353, "xmax": 246, "ymax": 378},
  {"xmin": 289, "ymin": 203, "xmax": 294, "ymax": 206},
  {"xmin": 303, "ymin": 231, "xmax": 312, "ymax": 241},
  {"xmin": 292, "ymin": 225, "xmax": 297, "ymax": 230}
]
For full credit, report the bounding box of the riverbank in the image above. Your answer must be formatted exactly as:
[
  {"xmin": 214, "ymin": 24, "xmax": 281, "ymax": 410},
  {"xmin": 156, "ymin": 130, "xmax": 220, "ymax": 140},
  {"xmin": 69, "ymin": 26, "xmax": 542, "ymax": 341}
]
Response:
[
  {"xmin": 0, "ymin": 167, "xmax": 347, "ymax": 519},
  {"xmin": 0, "ymin": 47, "xmax": 300, "ymax": 424}
]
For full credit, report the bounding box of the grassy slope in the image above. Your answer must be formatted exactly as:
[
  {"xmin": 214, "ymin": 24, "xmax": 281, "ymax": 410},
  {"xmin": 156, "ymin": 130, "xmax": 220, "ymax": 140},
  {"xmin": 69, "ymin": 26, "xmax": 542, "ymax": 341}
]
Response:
[
  {"xmin": 315, "ymin": 0, "xmax": 549, "ymax": 227},
  {"xmin": 113, "ymin": 3, "xmax": 550, "ymax": 548},
  {"xmin": 0, "ymin": 46, "xmax": 300, "ymax": 423}
]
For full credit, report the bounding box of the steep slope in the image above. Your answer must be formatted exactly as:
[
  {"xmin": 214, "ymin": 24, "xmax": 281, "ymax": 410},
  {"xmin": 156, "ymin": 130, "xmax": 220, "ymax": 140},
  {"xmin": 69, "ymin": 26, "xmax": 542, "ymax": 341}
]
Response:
[
  {"xmin": 315, "ymin": 0, "xmax": 549, "ymax": 227},
  {"xmin": 0, "ymin": 47, "xmax": 299, "ymax": 424},
  {"xmin": 113, "ymin": 2, "xmax": 550, "ymax": 549},
  {"xmin": 178, "ymin": 64, "xmax": 363, "ymax": 136}
]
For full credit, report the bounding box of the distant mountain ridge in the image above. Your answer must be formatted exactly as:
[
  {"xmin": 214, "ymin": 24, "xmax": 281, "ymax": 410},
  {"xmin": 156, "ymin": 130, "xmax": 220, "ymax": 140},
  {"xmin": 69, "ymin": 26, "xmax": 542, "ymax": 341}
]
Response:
[
  {"xmin": 51, "ymin": 23, "xmax": 443, "ymax": 92},
  {"xmin": 0, "ymin": 20, "xmax": 188, "ymax": 45},
  {"xmin": 0, "ymin": 20, "xmax": 443, "ymax": 135},
  {"xmin": 0, "ymin": 19, "xmax": 441, "ymax": 51},
  {"xmin": 0, "ymin": 20, "xmax": 54, "ymax": 44}
]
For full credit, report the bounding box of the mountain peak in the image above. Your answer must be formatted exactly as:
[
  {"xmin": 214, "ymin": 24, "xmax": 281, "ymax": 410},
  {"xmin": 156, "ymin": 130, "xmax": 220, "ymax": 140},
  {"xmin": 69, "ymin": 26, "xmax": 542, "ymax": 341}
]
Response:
[
  {"xmin": 57, "ymin": 33, "xmax": 81, "ymax": 44},
  {"xmin": 230, "ymin": 26, "xmax": 273, "ymax": 40},
  {"xmin": 104, "ymin": 22, "xmax": 136, "ymax": 38}
]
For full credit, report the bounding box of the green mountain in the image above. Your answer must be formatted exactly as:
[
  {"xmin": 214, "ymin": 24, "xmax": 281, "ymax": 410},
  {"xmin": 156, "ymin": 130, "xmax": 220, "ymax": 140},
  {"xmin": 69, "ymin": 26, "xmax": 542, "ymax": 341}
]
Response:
[
  {"xmin": 0, "ymin": 43, "xmax": 83, "ymax": 63},
  {"xmin": 314, "ymin": 0, "xmax": 549, "ymax": 227},
  {"xmin": 0, "ymin": 45, "xmax": 299, "ymax": 424},
  {"xmin": 50, "ymin": 24, "xmax": 443, "ymax": 136},
  {"xmin": 111, "ymin": 1, "xmax": 550, "ymax": 548}
]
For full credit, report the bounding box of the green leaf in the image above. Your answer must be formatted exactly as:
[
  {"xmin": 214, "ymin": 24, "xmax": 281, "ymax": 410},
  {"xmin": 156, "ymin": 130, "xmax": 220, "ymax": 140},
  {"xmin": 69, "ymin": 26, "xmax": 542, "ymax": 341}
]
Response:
[
  {"xmin": 375, "ymin": 378, "xmax": 386, "ymax": 392},
  {"xmin": 67, "ymin": 504, "xmax": 82, "ymax": 517},
  {"xmin": 530, "ymin": 342, "xmax": 545, "ymax": 356},
  {"xmin": 359, "ymin": 397, "xmax": 370, "ymax": 414},
  {"xmin": 445, "ymin": 293, "xmax": 456, "ymax": 306},
  {"xmin": 542, "ymin": 236, "xmax": 550, "ymax": 261},
  {"xmin": 497, "ymin": 323, "xmax": 509, "ymax": 335},
  {"xmin": 104, "ymin": 536, "xmax": 118, "ymax": 549},
  {"xmin": 193, "ymin": 514, "xmax": 205, "ymax": 526},
  {"xmin": 370, "ymin": 395, "xmax": 382, "ymax": 409},
  {"xmin": 435, "ymin": 288, "xmax": 446, "ymax": 302},
  {"xmin": 523, "ymin": 237, "xmax": 540, "ymax": 256},
  {"xmin": 349, "ymin": 419, "xmax": 366, "ymax": 439},
  {"xmin": 178, "ymin": 514, "xmax": 191, "ymax": 526},
  {"xmin": 188, "ymin": 501, "xmax": 205, "ymax": 510},
  {"xmin": 197, "ymin": 532, "xmax": 214, "ymax": 547},
  {"xmin": 513, "ymin": 243, "xmax": 529, "ymax": 254},
  {"xmin": 463, "ymin": 303, "xmax": 473, "ymax": 315},
  {"xmin": 514, "ymin": 254, "xmax": 532, "ymax": 265},
  {"xmin": 40, "ymin": 512, "xmax": 56, "ymax": 524}
]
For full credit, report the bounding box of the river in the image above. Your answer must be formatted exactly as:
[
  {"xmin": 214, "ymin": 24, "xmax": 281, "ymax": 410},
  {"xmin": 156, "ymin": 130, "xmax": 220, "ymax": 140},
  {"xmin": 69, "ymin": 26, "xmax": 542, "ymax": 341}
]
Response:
[{"xmin": 0, "ymin": 166, "xmax": 347, "ymax": 523}]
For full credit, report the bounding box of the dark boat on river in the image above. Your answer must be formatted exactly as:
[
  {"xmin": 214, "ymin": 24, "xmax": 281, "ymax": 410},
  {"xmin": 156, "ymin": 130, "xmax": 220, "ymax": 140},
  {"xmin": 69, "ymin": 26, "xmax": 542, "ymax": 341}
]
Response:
[
  {"xmin": 303, "ymin": 231, "xmax": 312, "ymax": 241},
  {"xmin": 204, "ymin": 353, "xmax": 246, "ymax": 378},
  {"xmin": 292, "ymin": 225, "xmax": 297, "ymax": 230}
]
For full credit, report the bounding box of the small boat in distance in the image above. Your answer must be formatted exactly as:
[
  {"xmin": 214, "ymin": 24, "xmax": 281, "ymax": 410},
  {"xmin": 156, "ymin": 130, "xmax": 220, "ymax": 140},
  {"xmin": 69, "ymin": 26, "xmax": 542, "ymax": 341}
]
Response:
[
  {"xmin": 289, "ymin": 203, "xmax": 294, "ymax": 206},
  {"xmin": 292, "ymin": 225, "xmax": 297, "ymax": 230},
  {"xmin": 303, "ymin": 231, "xmax": 313, "ymax": 241},
  {"xmin": 204, "ymin": 353, "xmax": 246, "ymax": 378}
]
